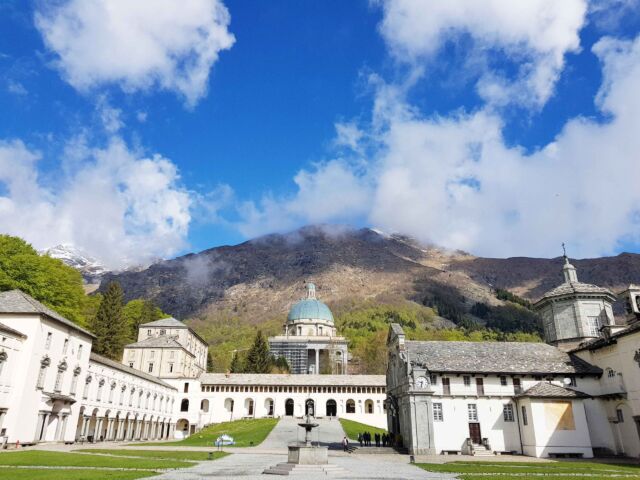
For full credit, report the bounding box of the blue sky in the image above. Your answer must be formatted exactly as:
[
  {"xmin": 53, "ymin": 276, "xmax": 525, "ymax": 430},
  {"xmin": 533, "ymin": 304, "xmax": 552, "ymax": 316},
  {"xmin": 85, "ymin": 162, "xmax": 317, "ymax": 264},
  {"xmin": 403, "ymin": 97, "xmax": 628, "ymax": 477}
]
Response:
[{"xmin": 1, "ymin": 0, "xmax": 640, "ymax": 268}]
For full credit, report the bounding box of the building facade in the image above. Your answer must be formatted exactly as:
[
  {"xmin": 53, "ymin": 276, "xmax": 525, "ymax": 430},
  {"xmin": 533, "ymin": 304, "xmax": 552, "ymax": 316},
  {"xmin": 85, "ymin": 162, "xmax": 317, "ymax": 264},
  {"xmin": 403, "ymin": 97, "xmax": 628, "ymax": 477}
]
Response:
[{"xmin": 269, "ymin": 283, "xmax": 348, "ymax": 374}]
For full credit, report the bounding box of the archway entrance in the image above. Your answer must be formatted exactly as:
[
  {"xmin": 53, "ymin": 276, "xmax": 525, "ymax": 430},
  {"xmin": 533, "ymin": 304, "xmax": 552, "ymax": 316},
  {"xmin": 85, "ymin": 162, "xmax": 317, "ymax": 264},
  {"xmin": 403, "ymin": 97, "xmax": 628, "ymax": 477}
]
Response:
[
  {"xmin": 305, "ymin": 399, "xmax": 315, "ymax": 417},
  {"xmin": 326, "ymin": 399, "xmax": 337, "ymax": 417},
  {"xmin": 285, "ymin": 399, "xmax": 294, "ymax": 416}
]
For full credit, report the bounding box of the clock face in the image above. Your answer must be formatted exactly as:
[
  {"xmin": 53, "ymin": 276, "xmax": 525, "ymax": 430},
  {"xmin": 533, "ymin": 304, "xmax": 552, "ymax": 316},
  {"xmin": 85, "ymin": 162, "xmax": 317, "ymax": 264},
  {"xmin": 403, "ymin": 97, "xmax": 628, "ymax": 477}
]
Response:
[{"xmin": 415, "ymin": 376, "xmax": 429, "ymax": 388}]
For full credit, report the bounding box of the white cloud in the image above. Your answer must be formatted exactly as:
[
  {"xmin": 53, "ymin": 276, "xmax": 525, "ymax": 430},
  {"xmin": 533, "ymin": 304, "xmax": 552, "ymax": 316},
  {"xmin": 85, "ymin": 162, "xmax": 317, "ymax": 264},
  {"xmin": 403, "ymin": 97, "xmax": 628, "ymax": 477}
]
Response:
[
  {"xmin": 0, "ymin": 137, "xmax": 192, "ymax": 269},
  {"xmin": 236, "ymin": 160, "xmax": 371, "ymax": 238},
  {"xmin": 236, "ymin": 33, "xmax": 640, "ymax": 258},
  {"xmin": 35, "ymin": 0, "xmax": 235, "ymax": 107},
  {"xmin": 96, "ymin": 96, "xmax": 124, "ymax": 133},
  {"xmin": 6, "ymin": 80, "xmax": 27, "ymax": 96},
  {"xmin": 376, "ymin": 0, "xmax": 587, "ymax": 108}
]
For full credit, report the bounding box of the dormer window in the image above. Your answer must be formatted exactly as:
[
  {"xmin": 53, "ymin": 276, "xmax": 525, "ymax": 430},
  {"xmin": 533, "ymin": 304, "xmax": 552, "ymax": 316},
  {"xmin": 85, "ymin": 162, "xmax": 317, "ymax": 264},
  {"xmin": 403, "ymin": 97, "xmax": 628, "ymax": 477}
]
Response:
[{"xmin": 160, "ymin": 329, "xmax": 166, "ymax": 335}]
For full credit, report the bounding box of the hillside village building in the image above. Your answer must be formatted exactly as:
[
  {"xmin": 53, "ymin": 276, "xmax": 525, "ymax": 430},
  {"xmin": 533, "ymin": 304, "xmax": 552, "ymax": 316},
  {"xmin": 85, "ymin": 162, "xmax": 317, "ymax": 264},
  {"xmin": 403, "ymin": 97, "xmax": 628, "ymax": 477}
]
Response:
[
  {"xmin": 1, "ymin": 261, "xmax": 640, "ymax": 460},
  {"xmin": 268, "ymin": 283, "xmax": 349, "ymax": 374}
]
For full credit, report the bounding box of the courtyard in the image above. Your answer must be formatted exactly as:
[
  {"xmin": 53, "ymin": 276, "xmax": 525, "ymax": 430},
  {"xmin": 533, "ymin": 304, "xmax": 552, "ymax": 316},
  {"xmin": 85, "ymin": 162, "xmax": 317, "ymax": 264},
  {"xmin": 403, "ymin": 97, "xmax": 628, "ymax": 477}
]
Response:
[{"xmin": 1, "ymin": 418, "xmax": 639, "ymax": 479}]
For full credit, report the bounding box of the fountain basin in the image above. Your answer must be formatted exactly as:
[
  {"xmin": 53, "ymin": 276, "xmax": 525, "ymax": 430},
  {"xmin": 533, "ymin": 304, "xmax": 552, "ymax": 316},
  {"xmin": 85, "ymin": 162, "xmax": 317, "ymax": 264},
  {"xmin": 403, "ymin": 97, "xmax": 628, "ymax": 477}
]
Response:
[{"xmin": 287, "ymin": 443, "xmax": 328, "ymax": 465}]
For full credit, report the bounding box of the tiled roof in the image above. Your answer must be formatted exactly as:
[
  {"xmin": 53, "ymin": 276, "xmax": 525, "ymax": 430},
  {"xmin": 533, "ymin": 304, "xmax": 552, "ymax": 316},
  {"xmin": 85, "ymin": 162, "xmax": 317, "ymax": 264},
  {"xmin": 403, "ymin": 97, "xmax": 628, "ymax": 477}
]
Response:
[
  {"xmin": 0, "ymin": 289, "xmax": 94, "ymax": 338},
  {"xmin": 90, "ymin": 353, "xmax": 176, "ymax": 390},
  {"xmin": 516, "ymin": 382, "xmax": 590, "ymax": 399},
  {"xmin": 570, "ymin": 321, "xmax": 640, "ymax": 353},
  {"xmin": 0, "ymin": 321, "xmax": 27, "ymax": 339},
  {"xmin": 124, "ymin": 335, "xmax": 191, "ymax": 352},
  {"xmin": 200, "ymin": 373, "xmax": 386, "ymax": 387},
  {"xmin": 538, "ymin": 282, "xmax": 615, "ymax": 301},
  {"xmin": 406, "ymin": 340, "xmax": 601, "ymax": 376},
  {"xmin": 140, "ymin": 317, "xmax": 187, "ymax": 328}
]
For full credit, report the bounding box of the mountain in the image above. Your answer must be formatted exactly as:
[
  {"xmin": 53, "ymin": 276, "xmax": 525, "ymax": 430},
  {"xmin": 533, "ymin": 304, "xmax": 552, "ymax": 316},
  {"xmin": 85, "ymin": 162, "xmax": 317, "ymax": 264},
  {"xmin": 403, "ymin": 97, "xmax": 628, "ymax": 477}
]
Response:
[
  {"xmin": 41, "ymin": 244, "xmax": 108, "ymax": 285},
  {"xmin": 98, "ymin": 225, "xmax": 640, "ymax": 322}
]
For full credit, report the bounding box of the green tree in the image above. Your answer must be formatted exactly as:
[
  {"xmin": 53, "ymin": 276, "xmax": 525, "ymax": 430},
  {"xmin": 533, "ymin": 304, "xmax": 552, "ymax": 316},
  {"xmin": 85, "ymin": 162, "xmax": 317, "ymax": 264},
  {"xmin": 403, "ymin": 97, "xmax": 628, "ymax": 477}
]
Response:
[
  {"xmin": 90, "ymin": 282, "xmax": 128, "ymax": 359},
  {"xmin": 229, "ymin": 351, "xmax": 244, "ymax": 373},
  {"xmin": 244, "ymin": 331, "xmax": 271, "ymax": 373},
  {"xmin": 0, "ymin": 235, "xmax": 89, "ymax": 325},
  {"xmin": 122, "ymin": 298, "xmax": 166, "ymax": 341}
]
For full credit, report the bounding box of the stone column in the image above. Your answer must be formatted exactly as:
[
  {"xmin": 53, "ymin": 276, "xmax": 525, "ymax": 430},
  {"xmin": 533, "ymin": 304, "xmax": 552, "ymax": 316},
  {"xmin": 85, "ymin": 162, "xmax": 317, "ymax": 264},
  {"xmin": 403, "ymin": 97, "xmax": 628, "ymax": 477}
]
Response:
[
  {"xmin": 40, "ymin": 413, "xmax": 50, "ymax": 441},
  {"xmin": 95, "ymin": 418, "xmax": 103, "ymax": 442},
  {"xmin": 53, "ymin": 415, "xmax": 62, "ymax": 441},
  {"xmin": 60, "ymin": 415, "xmax": 69, "ymax": 441},
  {"xmin": 315, "ymin": 349, "xmax": 320, "ymax": 375}
]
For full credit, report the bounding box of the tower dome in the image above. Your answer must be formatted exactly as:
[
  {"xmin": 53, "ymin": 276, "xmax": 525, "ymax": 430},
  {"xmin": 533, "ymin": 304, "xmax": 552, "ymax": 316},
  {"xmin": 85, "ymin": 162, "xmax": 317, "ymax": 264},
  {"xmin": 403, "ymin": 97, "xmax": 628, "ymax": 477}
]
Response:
[{"xmin": 287, "ymin": 283, "xmax": 334, "ymax": 324}]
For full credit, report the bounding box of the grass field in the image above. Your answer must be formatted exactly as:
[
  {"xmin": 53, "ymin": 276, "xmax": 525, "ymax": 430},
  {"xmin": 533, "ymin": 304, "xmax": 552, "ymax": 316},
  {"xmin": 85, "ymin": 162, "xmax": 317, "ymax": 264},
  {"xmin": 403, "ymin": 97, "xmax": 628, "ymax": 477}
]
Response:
[
  {"xmin": 137, "ymin": 417, "xmax": 279, "ymax": 447},
  {"xmin": 0, "ymin": 451, "xmax": 190, "ymax": 469},
  {"xmin": 78, "ymin": 449, "xmax": 228, "ymax": 461},
  {"xmin": 0, "ymin": 469, "xmax": 157, "ymax": 480},
  {"xmin": 339, "ymin": 418, "xmax": 387, "ymax": 441},
  {"xmin": 417, "ymin": 460, "xmax": 640, "ymax": 479}
]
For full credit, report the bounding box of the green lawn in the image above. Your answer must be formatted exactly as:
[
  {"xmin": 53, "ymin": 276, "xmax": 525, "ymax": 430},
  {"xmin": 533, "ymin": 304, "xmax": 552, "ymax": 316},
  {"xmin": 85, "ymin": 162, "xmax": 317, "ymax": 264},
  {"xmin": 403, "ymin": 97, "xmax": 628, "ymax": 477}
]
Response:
[
  {"xmin": 77, "ymin": 449, "xmax": 228, "ymax": 461},
  {"xmin": 136, "ymin": 418, "xmax": 279, "ymax": 447},
  {"xmin": 0, "ymin": 469, "xmax": 157, "ymax": 480},
  {"xmin": 0, "ymin": 451, "xmax": 190, "ymax": 469},
  {"xmin": 339, "ymin": 418, "xmax": 387, "ymax": 441},
  {"xmin": 417, "ymin": 461, "xmax": 640, "ymax": 479}
]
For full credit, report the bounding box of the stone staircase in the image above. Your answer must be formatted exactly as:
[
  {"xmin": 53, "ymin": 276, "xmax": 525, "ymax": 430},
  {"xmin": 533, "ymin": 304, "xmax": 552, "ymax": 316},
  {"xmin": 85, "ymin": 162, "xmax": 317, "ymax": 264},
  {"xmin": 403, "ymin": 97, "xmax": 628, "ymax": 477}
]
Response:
[
  {"xmin": 263, "ymin": 463, "xmax": 349, "ymax": 476},
  {"xmin": 471, "ymin": 444, "xmax": 495, "ymax": 456}
]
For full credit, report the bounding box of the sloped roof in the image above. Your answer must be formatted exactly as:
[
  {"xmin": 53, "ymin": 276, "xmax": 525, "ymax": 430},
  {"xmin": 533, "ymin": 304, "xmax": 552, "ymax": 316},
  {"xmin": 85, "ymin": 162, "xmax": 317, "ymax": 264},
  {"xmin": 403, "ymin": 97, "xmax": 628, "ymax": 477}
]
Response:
[
  {"xmin": 90, "ymin": 352, "xmax": 176, "ymax": 390},
  {"xmin": 200, "ymin": 373, "xmax": 385, "ymax": 387},
  {"xmin": 0, "ymin": 289, "xmax": 94, "ymax": 338},
  {"xmin": 539, "ymin": 282, "xmax": 615, "ymax": 301},
  {"xmin": 406, "ymin": 340, "xmax": 601, "ymax": 376},
  {"xmin": 140, "ymin": 317, "xmax": 186, "ymax": 328},
  {"xmin": 0, "ymin": 321, "xmax": 27, "ymax": 339},
  {"xmin": 516, "ymin": 382, "xmax": 590, "ymax": 399},
  {"xmin": 570, "ymin": 321, "xmax": 640, "ymax": 353},
  {"xmin": 124, "ymin": 335, "xmax": 193, "ymax": 356}
]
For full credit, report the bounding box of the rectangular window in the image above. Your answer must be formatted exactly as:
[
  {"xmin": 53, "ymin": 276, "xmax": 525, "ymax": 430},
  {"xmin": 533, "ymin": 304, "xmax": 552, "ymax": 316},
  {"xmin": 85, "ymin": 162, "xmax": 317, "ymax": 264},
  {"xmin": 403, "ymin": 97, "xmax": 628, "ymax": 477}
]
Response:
[
  {"xmin": 170, "ymin": 350, "xmax": 175, "ymax": 359},
  {"xmin": 463, "ymin": 376, "xmax": 471, "ymax": 386},
  {"xmin": 442, "ymin": 378, "xmax": 451, "ymax": 395},
  {"xmin": 513, "ymin": 378, "xmax": 522, "ymax": 394},
  {"xmin": 159, "ymin": 329, "xmax": 166, "ymax": 335},
  {"xmin": 503, "ymin": 404, "xmax": 514, "ymax": 422},
  {"xmin": 70, "ymin": 373, "xmax": 79, "ymax": 396},
  {"xmin": 147, "ymin": 329, "xmax": 151, "ymax": 336},
  {"xmin": 82, "ymin": 379, "xmax": 90, "ymax": 400},
  {"xmin": 184, "ymin": 383, "xmax": 189, "ymax": 393},
  {"xmin": 476, "ymin": 378, "xmax": 484, "ymax": 396},
  {"xmin": 129, "ymin": 362, "xmax": 134, "ymax": 368},
  {"xmin": 568, "ymin": 377, "xmax": 577, "ymax": 387},
  {"xmin": 616, "ymin": 408, "xmax": 624, "ymax": 423},
  {"xmin": 521, "ymin": 406, "xmax": 528, "ymax": 426},
  {"xmin": 587, "ymin": 317, "xmax": 601, "ymax": 337},
  {"xmin": 63, "ymin": 339, "xmax": 69, "ymax": 355},
  {"xmin": 54, "ymin": 370, "xmax": 64, "ymax": 392},
  {"xmin": 150, "ymin": 350, "xmax": 155, "ymax": 358},
  {"xmin": 148, "ymin": 362, "xmax": 154, "ymax": 373},
  {"xmin": 45, "ymin": 332, "xmax": 52, "ymax": 350},
  {"xmin": 500, "ymin": 376, "xmax": 508, "ymax": 386},
  {"xmin": 468, "ymin": 404, "xmax": 478, "ymax": 422},
  {"xmin": 169, "ymin": 363, "xmax": 174, "ymax": 373},
  {"xmin": 433, "ymin": 403, "xmax": 443, "ymax": 421},
  {"xmin": 77, "ymin": 344, "xmax": 83, "ymax": 360},
  {"xmin": 36, "ymin": 364, "xmax": 48, "ymax": 390},
  {"xmin": 430, "ymin": 374, "xmax": 437, "ymax": 385}
]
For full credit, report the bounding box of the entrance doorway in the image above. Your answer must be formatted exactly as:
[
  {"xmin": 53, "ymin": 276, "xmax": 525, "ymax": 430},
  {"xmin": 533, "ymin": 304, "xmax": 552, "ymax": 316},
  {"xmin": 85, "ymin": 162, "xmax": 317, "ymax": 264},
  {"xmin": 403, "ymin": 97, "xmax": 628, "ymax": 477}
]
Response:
[
  {"xmin": 326, "ymin": 399, "xmax": 337, "ymax": 417},
  {"xmin": 285, "ymin": 399, "xmax": 294, "ymax": 416},
  {"xmin": 469, "ymin": 423, "xmax": 482, "ymax": 444},
  {"xmin": 305, "ymin": 399, "xmax": 315, "ymax": 417}
]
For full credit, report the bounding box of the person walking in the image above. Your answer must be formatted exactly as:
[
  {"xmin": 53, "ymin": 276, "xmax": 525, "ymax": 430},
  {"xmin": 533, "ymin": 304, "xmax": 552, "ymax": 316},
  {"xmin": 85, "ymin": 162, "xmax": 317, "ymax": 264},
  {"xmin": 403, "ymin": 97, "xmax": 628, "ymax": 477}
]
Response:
[
  {"xmin": 342, "ymin": 436, "xmax": 349, "ymax": 452},
  {"xmin": 375, "ymin": 433, "xmax": 380, "ymax": 447},
  {"xmin": 358, "ymin": 432, "xmax": 363, "ymax": 447}
]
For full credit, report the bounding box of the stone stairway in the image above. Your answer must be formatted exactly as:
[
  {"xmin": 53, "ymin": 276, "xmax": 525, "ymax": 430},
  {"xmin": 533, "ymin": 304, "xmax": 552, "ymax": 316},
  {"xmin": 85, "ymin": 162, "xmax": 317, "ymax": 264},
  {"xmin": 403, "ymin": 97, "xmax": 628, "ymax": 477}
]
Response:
[
  {"xmin": 263, "ymin": 463, "xmax": 349, "ymax": 476},
  {"xmin": 472, "ymin": 444, "xmax": 495, "ymax": 456}
]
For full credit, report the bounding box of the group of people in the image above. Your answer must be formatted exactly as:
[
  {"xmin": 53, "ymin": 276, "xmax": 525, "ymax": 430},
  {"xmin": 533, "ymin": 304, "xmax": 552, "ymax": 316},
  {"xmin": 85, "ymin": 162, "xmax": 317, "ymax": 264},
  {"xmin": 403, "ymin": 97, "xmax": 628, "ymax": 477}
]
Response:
[{"xmin": 357, "ymin": 431, "xmax": 391, "ymax": 448}]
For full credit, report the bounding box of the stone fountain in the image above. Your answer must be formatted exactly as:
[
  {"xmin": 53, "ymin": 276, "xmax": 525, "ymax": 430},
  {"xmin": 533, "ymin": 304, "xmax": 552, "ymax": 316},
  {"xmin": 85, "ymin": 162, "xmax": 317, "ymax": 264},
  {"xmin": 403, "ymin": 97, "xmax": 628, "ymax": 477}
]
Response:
[{"xmin": 264, "ymin": 400, "xmax": 343, "ymax": 476}]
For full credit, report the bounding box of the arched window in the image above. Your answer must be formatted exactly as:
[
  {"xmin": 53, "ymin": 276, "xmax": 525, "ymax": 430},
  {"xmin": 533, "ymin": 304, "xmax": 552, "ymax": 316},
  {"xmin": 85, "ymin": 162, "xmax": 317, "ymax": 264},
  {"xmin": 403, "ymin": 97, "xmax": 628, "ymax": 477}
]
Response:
[
  {"xmin": 201, "ymin": 399, "xmax": 209, "ymax": 412},
  {"xmin": 180, "ymin": 399, "xmax": 189, "ymax": 412},
  {"xmin": 346, "ymin": 399, "xmax": 356, "ymax": 413},
  {"xmin": 365, "ymin": 399, "xmax": 374, "ymax": 414}
]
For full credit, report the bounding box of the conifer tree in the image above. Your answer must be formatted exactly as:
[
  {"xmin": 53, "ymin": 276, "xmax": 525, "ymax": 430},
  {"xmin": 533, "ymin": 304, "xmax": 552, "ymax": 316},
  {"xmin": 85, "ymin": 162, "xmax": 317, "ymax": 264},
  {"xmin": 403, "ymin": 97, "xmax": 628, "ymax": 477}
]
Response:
[
  {"xmin": 229, "ymin": 351, "xmax": 243, "ymax": 373},
  {"xmin": 244, "ymin": 331, "xmax": 271, "ymax": 373},
  {"xmin": 90, "ymin": 282, "xmax": 127, "ymax": 360}
]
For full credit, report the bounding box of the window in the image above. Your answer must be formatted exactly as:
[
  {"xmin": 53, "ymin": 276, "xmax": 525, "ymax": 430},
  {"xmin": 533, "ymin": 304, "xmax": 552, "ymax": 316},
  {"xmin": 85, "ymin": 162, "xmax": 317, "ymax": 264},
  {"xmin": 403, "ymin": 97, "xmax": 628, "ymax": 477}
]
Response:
[
  {"xmin": 513, "ymin": 378, "xmax": 522, "ymax": 394},
  {"xmin": 169, "ymin": 363, "xmax": 174, "ymax": 373},
  {"xmin": 181, "ymin": 399, "xmax": 189, "ymax": 412},
  {"xmin": 433, "ymin": 403, "xmax": 443, "ymax": 421},
  {"xmin": 616, "ymin": 408, "xmax": 624, "ymax": 423},
  {"xmin": 468, "ymin": 403, "xmax": 478, "ymax": 422},
  {"xmin": 108, "ymin": 383, "xmax": 115, "ymax": 403},
  {"xmin": 54, "ymin": 362, "xmax": 66, "ymax": 393},
  {"xmin": 0, "ymin": 351, "xmax": 7, "ymax": 377},
  {"xmin": 96, "ymin": 379, "xmax": 104, "ymax": 401},
  {"xmin": 170, "ymin": 351, "xmax": 175, "ymax": 359},
  {"xmin": 77, "ymin": 344, "xmax": 83, "ymax": 360},
  {"xmin": 442, "ymin": 378, "xmax": 451, "ymax": 395},
  {"xmin": 430, "ymin": 374, "xmax": 438, "ymax": 385},
  {"xmin": 159, "ymin": 329, "xmax": 166, "ymax": 335},
  {"xmin": 476, "ymin": 378, "xmax": 484, "ymax": 396},
  {"xmin": 45, "ymin": 332, "xmax": 52, "ymax": 350},
  {"xmin": 82, "ymin": 376, "xmax": 91, "ymax": 399},
  {"xmin": 37, "ymin": 357, "xmax": 50, "ymax": 389},
  {"xmin": 184, "ymin": 383, "xmax": 189, "ymax": 393},
  {"xmin": 70, "ymin": 367, "xmax": 80, "ymax": 395},
  {"xmin": 150, "ymin": 350, "xmax": 155, "ymax": 358},
  {"xmin": 463, "ymin": 376, "xmax": 471, "ymax": 386},
  {"xmin": 568, "ymin": 377, "xmax": 577, "ymax": 387},
  {"xmin": 148, "ymin": 362, "xmax": 154, "ymax": 373},
  {"xmin": 147, "ymin": 329, "xmax": 152, "ymax": 336},
  {"xmin": 521, "ymin": 406, "xmax": 528, "ymax": 426},
  {"xmin": 346, "ymin": 399, "xmax": 356, "ymax": 413},
  {"xmin": 607, "ymin": 368, "xmax": 616, "ymax": 378},
  {"xmin": 500, "ymin": 376, "xmax": 508, "ymax": 386},
  {"xmin": 63, "ymin": 339, "xmax": 69, "ymax": 355},
  {"xmin": 587, "ymin": 317, "xmax": 601, "ymax": 337},
  {"xmin": 503, "ymin": 404, "xmax": 514, "ymax": 422},
  {"xmin": 129, "ymin": 362, "xmax": 134, "ymax": 368}
]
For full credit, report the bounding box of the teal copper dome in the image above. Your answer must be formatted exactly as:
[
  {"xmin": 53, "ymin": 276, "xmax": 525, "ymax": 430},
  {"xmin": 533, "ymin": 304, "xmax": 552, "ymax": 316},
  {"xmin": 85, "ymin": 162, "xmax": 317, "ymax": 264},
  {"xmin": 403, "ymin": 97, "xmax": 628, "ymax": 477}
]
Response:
[{"xmin": 287, "ymin": 283, "xmax": 334, "ymax": 323}]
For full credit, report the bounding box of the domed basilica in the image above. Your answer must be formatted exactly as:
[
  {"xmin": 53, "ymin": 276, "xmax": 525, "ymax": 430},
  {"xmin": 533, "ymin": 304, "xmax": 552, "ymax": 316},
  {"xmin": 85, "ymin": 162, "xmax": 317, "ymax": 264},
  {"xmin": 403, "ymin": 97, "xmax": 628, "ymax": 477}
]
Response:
[{"xmin": 268, "ymin": 283, "xmax": 349, "ymax": 374}]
